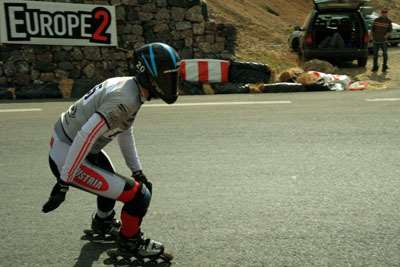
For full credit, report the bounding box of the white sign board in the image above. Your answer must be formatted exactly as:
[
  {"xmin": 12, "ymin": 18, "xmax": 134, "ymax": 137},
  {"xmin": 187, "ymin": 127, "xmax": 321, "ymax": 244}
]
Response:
[{"xmin": 0, "ymin": 0, "xmax": 118, "ymax": 46}]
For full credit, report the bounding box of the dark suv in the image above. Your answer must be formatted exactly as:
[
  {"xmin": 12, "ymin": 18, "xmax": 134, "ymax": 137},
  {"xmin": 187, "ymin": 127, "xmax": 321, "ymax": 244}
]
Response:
[{"xmin": 298, "ymin": 0, "xmax": 369, "ymax": 67}]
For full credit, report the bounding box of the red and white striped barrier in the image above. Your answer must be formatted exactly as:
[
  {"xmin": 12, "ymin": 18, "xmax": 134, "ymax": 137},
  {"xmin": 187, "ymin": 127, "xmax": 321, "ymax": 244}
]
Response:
[{"xmin": 180, "ymin": 59, "xmax": 230, "ymax": 83}]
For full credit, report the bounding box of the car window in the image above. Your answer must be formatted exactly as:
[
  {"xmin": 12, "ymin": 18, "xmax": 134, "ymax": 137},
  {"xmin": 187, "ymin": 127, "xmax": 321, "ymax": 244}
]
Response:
[{"xmin": 313, "ymin": 13, "xmax": 360, "ymax": 31}]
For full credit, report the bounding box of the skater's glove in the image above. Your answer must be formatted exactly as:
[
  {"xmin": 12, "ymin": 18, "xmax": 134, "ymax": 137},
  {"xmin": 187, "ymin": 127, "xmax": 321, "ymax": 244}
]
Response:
[
  {"xmin": 42, "ymin": 182, "xmax": 69, "ymax": 213},
  {"xmin": 132, "ymin": 170, "xmax": 152, "ymax": 193}
]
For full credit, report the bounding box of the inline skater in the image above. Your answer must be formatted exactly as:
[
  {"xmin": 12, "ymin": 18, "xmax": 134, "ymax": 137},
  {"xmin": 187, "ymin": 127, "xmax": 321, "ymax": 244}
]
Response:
[{"xmin": 42, "ymin": 42, "xmax": 180, "ymax": 262}]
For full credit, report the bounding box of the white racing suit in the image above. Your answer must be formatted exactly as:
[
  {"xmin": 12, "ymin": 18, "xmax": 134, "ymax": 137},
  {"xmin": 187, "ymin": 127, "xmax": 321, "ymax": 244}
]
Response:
[{"xmin": 48, "ymin": 77, "xmax": 149, "ymax": 238}]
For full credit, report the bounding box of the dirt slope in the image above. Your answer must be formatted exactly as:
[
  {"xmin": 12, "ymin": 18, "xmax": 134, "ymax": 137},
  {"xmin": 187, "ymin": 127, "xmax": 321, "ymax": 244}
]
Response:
[{"xmin": 206, "ymin": 0, "xmax": 399, "ymax": 72}]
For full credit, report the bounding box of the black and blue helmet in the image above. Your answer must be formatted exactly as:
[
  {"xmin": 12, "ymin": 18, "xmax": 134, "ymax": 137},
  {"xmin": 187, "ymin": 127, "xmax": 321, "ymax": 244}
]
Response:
[{"xmin": 134, "ymin": 43, "xmax": 181, "ymax": 104}]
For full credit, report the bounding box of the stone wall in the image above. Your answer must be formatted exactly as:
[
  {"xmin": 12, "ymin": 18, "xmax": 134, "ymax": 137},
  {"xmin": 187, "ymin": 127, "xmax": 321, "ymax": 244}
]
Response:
[{"xmin": 0, "ymin": 0, "xmax": 236, "ymax": 99}]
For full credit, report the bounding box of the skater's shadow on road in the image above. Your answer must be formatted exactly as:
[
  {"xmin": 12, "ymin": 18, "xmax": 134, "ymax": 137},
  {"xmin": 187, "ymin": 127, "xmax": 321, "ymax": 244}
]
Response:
[{"xmin": 74, "ymin": 240, "xmax": 117, "ymax": 267}]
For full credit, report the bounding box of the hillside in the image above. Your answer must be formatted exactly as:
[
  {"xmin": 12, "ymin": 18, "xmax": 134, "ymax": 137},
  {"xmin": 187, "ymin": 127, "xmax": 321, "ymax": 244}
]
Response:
[{"xmin": 206, "ymin": 0, "xmax": 400, "ymax": 72}]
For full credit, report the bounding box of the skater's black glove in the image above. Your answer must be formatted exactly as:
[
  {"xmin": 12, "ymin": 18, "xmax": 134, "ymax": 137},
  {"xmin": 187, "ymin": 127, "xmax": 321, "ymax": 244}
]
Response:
[
  {"xmin": 42, "ymin": 182, "xmax": 69, "ymax": 213},
  {"xmin": 132, "ymin": 170, "xmax": 152, "ymax": 193}
]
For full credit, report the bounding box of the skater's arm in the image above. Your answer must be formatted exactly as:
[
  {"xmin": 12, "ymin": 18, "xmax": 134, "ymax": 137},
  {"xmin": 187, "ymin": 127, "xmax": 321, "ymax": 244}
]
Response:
[
  {"xmin": 117, "ymin": 128, "xmax": 152, "ymax": 192},
  {"xmin": 117, "ymin": 128, "xmax": 142, "ymax": 173},
  {"xmin": 61, "ymin": 113, "xmax": 108, "ymax": 182}
]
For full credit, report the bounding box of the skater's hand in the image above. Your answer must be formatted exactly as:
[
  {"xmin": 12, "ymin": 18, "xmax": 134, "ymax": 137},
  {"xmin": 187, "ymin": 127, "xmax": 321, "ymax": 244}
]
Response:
[
  {"xmin": 42, "ymin": 182, "xmax": 69, "ymax": 213},
  {"xmin": 132, "ymin": 170, "xmax": 152, "ymax": 193}
]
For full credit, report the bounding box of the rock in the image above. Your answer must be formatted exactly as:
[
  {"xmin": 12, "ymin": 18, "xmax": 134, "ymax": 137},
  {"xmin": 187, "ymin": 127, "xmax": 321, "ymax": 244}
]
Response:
[
  {"xmin": 101, "ymin": 48, "xmax": 113, "ymax": 58},
  {"xmin": 185, "ymin": 5, "xmax": 204, "ymax": 22},
  {"xmin": 170, "ymin": 7, "xmax": 185, "ymax": 21},
  {"xmin": 31, "ymin": 69, "xmax": 40, "ymax": 80},
  {"xmin": 153, "ymin": 23, "xmax": 169, "ymax": 33},
  {"xmin": 83, "ymin": 47, "xmax": 101, "ymax": 61},
  {"xmin": 203, "ymin": 83, "xmax": 215, "ymax": 94},
  {"xmin": 176, "ymin": 21, "xmax": 192, "ymax": 31},
  {"xmin": 36, "ymin": 53, "xmax": 53, "ymax": 63},
  {"xmin": 71, "ymin": 48, "xmax": 83, "ymax": 61},
  {"xmin": 122, "ymin": 0, "xmax": 138, "ymax": 5},
  {"xmin": 168, "ymin": 0, "xmax": 201, "ymax": 8},
  {"xmin": 279, "ymin": 67, "xmax": 305, "ymax": 83},
  {"xmin": 185, "ymin": 37, "xmax": 193, "ymax": 47},
  {"xmin": 15, "ymin": 61, "xmax": 30, "ymax": 74},
  {"xmin": 116, "ymin": 6, "xmax": 126, "ymax": 20},
  {"xmin": 15, "ymin": 74, "xmax": 31, "ymax": 86},
  {"xmin": 131, "ymin": 24, "xmax": 143, "ymax": 35},
  {"xmin": 193, "ymin": 22, "xmax": 205, "ymax": 35},
  {"xmin": 205, "ymin": 34, "xmax": 215, "ymax": 43},
  {"xmin": 4, "ymin": 62, "xmax": 16, "ymax": 77},
  {"xmin": 17, "ymin": 83, "xmax": 61, "ymax": 99},
  {"xmin": 34, "ymin": 62, "xmax": 57, "ymax": 72},
  {"xmin": 59, "ymin": 79, "xmax": 74, "ymax": 99},
  {"xmin": 62, "ymin": 46, "xmax": 73, "ymax": 51},
  {"xmin": 179, "ymin": 29, "xmax": 193, "ymax": 39},
  {"xmin": 40, "ymin": 72, "xmax": 56, "ymax": 82},
  {"xmin": 198, "ymin": 42, "xmax": 211, "ymax": 53},
  {"xmin": 7, "ymin": 51, "xmax": 24, "ymax": 62},
  {"xmin": 0, "ymin": 77, "xmax": 8, "ymax": 86},
  {"xmin": 156, "ymin": 0, "xmax": 167, "ymax": 7},
  {"xmin": 69, "ymin": 68, "xmax": 81, "ymax": 79},
  {"xmin": 138, "ymin": 12, "xmax": 154, "ymax": 21},
  {"xmin": 126, "ymin": 8, "xmax": 139, "ymax": 22},
  {"xmin": 213, "ymin": 42, "xmax": 225, "ymax": 52},
  {"xmin": 58, "ymin": 62, "xmax": 74, "ymax": 71},
  {"xmin": 205, "ymin": 21, "xmax": 217, "ymax": 32},
  {"xmin": 83, "ymin": 63, "xmax": 96, "ymax": 78},
  {"xmin": 180, "ymin": 47, "xmax": 193, "ymax": 59},
  {"xmin": 54, "ymin": 50, "xmax": 69, "ymax": 62},
  {"xmin": 55, "ymin": 69, "xmax": 69, "ymax": 80},
  {"xmin": 156, "ymin": 8, "xmax": 170, "ymax": 20},
  {"xmin": 22, "ymin": 48, "xmax": 35, "ymax": 63},
  {"xmin": 141, "ymin": 3, "xmax": 156, "ymax": 13},
  {"xmin": 113, "ymin": 52, "xmax": 127, "ymax": 60},
  {"xmin": 303, "ymin": 59, "xmax": 336, "ymax": 73}
]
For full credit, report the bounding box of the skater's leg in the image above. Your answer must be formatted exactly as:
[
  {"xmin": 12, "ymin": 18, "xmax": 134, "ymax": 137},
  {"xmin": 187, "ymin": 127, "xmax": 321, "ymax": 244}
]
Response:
[
  {"xmin": 115, "ymin": 184, "xmax": 167, "ymax": 259},
  {"xmin": 87, "ymin": 152, "xmax": 117, "ymax": 219},
  {"xmin": 118, "ymin": 182, "xmax": 151, "ymax": 238}
]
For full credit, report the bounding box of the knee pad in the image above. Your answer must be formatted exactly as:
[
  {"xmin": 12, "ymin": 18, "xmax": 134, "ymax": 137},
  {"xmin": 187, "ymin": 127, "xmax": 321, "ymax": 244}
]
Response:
[{"xmin": 122, "ymin": 184, "xmax": 151, "ymax": 217}]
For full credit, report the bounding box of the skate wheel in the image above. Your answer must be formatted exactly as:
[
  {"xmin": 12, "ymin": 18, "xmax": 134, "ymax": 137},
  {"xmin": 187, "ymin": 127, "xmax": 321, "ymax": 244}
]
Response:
[
  {"xmin": 82, "ymin": 230, "xmax": 115, "ymax": 243},
  {"xmin": 162, "ymin": 252, "xmax": 174, "ymax": 261}
]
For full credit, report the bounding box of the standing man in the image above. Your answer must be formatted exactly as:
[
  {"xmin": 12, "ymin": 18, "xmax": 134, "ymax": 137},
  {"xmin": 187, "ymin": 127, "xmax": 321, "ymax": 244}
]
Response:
[
  {"xmin": 42, "ymin": 43, "xmax": 180, "ymax": 262},
  {"xmin": 371, "ymin": 8, "xmax": 392, "ymax": 72}
]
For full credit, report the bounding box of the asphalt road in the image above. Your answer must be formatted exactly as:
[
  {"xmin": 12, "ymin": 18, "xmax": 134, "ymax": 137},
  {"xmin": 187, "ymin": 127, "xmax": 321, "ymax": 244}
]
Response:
[{"xmin": 0, "ymin": 90, "xmax": 400, "ymax": 267}]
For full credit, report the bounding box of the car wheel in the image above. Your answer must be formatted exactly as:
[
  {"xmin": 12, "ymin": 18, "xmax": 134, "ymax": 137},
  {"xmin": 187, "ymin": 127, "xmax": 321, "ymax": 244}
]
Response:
[
  {"xmin": 292, "ymin": 39, "xmax": 300, "ymax": 52},
  {"xmin": 390, "ymin": 42, "xmax": 399, "ymax": 47},
  {"xmin": 357, "ymin": 57, "xmax": 368, "ymax": 67}
]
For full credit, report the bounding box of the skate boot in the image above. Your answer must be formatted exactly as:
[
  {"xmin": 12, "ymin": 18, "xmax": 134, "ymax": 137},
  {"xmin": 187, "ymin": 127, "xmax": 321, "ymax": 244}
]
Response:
[
  {"xmin": 82, "ymin": 210, "xmax": 121, "ymax": 242},
  {"xmin": 107, "ymin": 232, "xmax": 173, "ymax": 266}
]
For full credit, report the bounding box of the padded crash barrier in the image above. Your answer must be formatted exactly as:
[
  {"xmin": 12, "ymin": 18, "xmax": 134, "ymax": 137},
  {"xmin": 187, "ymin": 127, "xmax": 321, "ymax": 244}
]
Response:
[
  {"xmin": 179, "ymin": 59, "xmax": 272, "ymax": 95},
  {"xmin": 180, "ymin": 59, "xmax": 271, "ymax": 84},
  {"xmin": 229, "ymin": 61, "xmax": 271, "ymax": 84}
]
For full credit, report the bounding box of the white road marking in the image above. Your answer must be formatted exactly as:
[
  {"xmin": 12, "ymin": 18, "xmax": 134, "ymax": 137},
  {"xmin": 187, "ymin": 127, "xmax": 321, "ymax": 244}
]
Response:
[
  {"xmin": 0, "ymin": 108, "xmax": 43, "ymax": 113},
  {"xmin": 366, "ymin": 98, "xmax": 400, "ymax": 102},
  {"xmin": 144, "ymin": 100, "xmax": 292, "ymax": 107}
]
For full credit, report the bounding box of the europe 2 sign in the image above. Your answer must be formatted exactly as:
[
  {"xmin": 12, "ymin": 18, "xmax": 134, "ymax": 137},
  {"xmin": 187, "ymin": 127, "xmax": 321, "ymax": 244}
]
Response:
[{"xmin": 0, "ymin": 0, "xmax": 118, "ymax": 46}]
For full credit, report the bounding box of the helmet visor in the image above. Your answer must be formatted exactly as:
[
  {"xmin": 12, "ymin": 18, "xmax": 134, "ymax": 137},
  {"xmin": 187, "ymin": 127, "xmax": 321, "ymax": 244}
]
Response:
[{"xmin": 153, "ymin": 68, "xmax": 179, "ymax": 104}]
